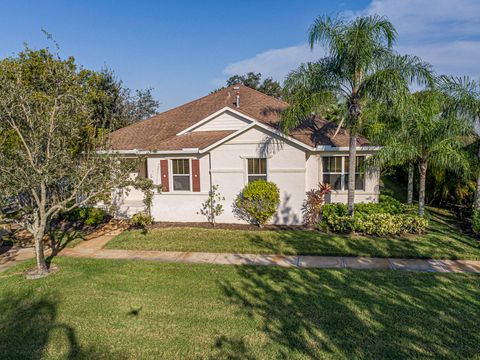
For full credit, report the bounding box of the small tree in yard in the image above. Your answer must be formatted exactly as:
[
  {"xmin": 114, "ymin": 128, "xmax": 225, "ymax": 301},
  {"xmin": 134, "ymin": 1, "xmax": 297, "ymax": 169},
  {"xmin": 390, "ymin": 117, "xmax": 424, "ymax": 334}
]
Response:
[
  {"xmin": 235, "ymin": 180, "xmax": 280, "ymax": 227},
  {"xmin": 0, "ymin": 48, "xmax": 134, "ymax": 277},
  {"xmin": 198, "ymin": 185, "xmax": 225, "ymax": 227}
]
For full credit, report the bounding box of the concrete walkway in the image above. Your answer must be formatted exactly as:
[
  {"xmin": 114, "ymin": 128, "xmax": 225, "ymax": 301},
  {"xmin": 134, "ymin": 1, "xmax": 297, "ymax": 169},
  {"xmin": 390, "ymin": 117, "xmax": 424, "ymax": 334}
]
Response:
[
  {"xmin": 58, "ymin": 247, "xmax": 480, "ymax": 273},
  {"xmin": 2, "ymin": 227, "xmax": 480, "ymax": 273}
]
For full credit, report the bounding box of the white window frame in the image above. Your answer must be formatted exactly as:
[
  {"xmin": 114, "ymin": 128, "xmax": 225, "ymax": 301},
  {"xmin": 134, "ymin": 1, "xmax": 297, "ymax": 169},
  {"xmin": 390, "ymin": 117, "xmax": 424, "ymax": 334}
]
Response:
[
  {"xmin": 322, "ymin": 155, "xmax": 366, "ymax": 191},
  {"xmin": 170, "ymin": 158, "xmax": 192, "ymax": 192},
  {"xmin": 246, "ymin": 158, "xmax": 268, "ymax": 184}
]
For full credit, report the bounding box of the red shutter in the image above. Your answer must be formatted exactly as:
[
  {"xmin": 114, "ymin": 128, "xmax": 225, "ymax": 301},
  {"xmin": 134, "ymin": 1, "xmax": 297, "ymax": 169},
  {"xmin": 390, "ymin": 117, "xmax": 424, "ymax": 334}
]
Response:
[
  {"xmin": 192, "ymin": 159, "xmax": 200, "ymax": 192},
  {"xmin": 160, "ymin": 159, "xmax": 169, "ymax": 192}
]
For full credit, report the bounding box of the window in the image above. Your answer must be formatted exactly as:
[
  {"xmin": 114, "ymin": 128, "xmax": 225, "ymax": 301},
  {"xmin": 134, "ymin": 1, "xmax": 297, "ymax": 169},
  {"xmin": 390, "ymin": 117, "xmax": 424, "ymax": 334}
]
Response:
[
  {"xmin": 172, "ymin": 159, "xmax": 190, "ymax": 191},
  {"xmin": 322, "ymin": 156, "xmax": 365, "ymax": 191},
  {"xmin": 247, "ymin": 158, "xmax": 267, "ymax": 183}
]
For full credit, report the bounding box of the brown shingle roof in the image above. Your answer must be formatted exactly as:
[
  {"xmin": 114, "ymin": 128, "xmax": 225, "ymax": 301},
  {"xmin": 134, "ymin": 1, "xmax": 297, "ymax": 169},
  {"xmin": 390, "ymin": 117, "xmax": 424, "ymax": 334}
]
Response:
[{"xmin": 110, "ymin": 84, "xmax": 368, "ymax": 151}]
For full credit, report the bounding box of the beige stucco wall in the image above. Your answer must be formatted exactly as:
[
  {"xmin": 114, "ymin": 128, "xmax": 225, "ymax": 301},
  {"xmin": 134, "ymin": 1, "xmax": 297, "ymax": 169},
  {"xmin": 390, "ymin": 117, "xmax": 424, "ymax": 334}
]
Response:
[{"xmin": 118, "ymin": 127, "xmax": 380, "ymax": 224}]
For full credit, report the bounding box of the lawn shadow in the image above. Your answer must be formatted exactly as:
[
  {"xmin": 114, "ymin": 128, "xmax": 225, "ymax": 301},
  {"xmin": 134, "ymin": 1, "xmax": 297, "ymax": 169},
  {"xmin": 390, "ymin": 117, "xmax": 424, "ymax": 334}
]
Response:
[
  {"xmin": 215, "ymin": 266, "xmax": 480, "ymax": 359},
  {"xmin": 0, "ymin": 290, "xmax": 126, "ymax": 359}
]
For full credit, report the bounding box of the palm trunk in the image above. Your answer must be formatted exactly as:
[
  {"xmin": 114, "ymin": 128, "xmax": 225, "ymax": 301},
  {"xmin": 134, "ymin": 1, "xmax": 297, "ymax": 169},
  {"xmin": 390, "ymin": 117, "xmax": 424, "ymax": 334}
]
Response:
[
  {"xmin": 418, "ymin": 158, "xmax": 428, "ymax": 217},
  {"xmin": 407, "ymin": 162, "xmax": 414, "ymax": 205},
  {"xmin": 475, "ymin": 145, "xmax": 480, "ymax": 211},
  {"xmin": 347, "ymin": 133, "xmax": 357, "ymax": 216}
]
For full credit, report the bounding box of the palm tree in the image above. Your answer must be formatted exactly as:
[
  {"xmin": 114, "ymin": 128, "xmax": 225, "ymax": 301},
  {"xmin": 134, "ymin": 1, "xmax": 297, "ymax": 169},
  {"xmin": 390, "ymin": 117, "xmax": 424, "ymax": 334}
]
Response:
[
  {"xmin": 440, "ymin": 76, "xmax": 480, "ymax": 210},
  {"xmin": 376, "ymin": 90, "xmax": 470, "ymax": 216},
  {"xmin": 281, "ymin": 15, "xmax": 432, "ymax": 216}
]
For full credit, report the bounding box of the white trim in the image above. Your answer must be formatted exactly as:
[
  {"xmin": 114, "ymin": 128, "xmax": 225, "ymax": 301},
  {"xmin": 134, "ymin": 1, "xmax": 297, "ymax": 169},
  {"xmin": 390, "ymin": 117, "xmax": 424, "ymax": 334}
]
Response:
[
  {"xmin": 177, "ymin": 107, "xmax": 314, "ymax": 152},
  {"xmin": 269, "ymin": 168, "xmax": 306, "ymax": 173},
  {"xmin": 315, "ymin": 146, "xmax": 382, "ymax": 151},
  {"xmin": 200, "ymin": 123, "xmax": 256, "ymax": 153},
  {"xmin": 170, "ymin": 158, "xmax": 193, "ymax": 192},
  {"xmin": 210, "ymin": 168, "xmax": 244, "ymax": 174},
  {"xmin": 176, "ymin": 107, "xmax": 253, "ymax": 135},
  {"xmin": 98, "ymin": 149, "xmax": 200, "ymax": 155}
]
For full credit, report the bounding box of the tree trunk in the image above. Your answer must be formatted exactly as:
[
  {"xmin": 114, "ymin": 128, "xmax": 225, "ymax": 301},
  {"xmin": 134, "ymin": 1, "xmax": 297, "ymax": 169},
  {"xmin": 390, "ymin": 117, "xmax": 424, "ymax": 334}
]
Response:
[
  {"xmin": 34, "ymin": 230, "xmax": 48, "ymax": 274},
  {"xmin": 475, "ymin": 145, "xmax": 480, "ymax": 211},
  {"xmin": 407, "ymin": 162, "xmax": 414, "ymax": 205},
  {"xmin": 347, "ymin": 133, "xmax": 357, "ymax": 216},
  {"xmin": 418, "ymin": 158, "xmax": 428, "ymax": 217}
]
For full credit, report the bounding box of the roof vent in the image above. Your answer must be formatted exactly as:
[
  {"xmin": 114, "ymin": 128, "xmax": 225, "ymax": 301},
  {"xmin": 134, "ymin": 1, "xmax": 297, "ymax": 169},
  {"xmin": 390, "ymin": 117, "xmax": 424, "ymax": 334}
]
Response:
[{"xmin": 233, "ymin": 86, "xmax": 240, "ymax": 108}]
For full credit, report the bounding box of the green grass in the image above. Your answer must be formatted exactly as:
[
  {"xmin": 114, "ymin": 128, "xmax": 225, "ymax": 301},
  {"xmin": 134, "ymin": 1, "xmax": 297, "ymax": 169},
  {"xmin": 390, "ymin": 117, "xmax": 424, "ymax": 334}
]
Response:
[
  {"xmin": 1, "ymin": 257, "xmax": 478, "ymax": 359},
  {"xmin": 106, "ymin": 209, "xmax": 480, "ymax": 260}
]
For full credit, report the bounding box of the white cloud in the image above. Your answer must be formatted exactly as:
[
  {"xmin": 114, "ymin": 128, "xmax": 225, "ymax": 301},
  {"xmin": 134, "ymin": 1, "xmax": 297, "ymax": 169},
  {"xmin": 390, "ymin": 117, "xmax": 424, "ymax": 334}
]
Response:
[
  {"xmin": 219, "ymin": 44, "xmax": 325, "ymax": 84},
  {"xmin": 217, "ymin": 0, "xmax": 480, "ymax": 84}
]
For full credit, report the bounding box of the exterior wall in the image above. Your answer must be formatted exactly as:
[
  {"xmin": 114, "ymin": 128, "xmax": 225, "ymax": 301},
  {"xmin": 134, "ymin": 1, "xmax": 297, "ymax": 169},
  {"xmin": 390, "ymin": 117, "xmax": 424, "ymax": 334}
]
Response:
[
  {"xmin": 117, "ymin": 130, "xmax": 380, "ymax": 223},
  {"xmin": 209, "ymin": 127, "xmax": 306, "ymax": 225},
  {"xmin": 191, "ymin": 111, "xmax": 250, "ymax": 132}
]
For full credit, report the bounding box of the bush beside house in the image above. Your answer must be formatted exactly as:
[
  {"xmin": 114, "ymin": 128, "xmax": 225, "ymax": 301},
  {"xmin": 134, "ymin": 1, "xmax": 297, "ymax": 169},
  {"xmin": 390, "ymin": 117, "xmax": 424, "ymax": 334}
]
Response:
[
  {"xmin": 320, "ymin": 195, "xmax": 428, "ymax": 236},
  {"xmin": 235, "ymin": 180, "xmax": 280, "ymax": 227}
]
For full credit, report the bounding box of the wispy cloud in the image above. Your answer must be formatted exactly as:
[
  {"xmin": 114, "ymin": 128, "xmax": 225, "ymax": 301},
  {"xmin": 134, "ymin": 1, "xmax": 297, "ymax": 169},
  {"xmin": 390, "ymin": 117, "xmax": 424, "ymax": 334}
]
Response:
[
  {"xmin": 217, "ymin": 0, "xmax": 480, "ymax": 84},
  {"xmin": 217, "ymin": 44, "xmax": 325, "ymax": 85}
]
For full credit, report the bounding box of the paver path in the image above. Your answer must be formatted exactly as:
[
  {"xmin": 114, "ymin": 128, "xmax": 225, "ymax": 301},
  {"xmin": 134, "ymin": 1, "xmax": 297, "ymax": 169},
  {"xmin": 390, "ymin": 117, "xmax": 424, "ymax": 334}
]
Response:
[
  {"xmin": 2, "ymin": 227, "xmax": 480, "ymax": 273},
  {"xmin": 58, "ymin": 247, "xmax": 480, "ymax": 273}
]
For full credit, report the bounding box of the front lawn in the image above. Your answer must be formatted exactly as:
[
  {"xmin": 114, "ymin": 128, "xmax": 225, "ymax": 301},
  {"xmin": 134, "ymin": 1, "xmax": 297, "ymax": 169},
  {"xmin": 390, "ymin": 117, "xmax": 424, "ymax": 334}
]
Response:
[
  {"xmin": 1, "ymin": 257, "xmax": 478, "ymax": 359},
  {"xmin": 106, "ymin": 209, "xmax": 480, "ymax": 260}
]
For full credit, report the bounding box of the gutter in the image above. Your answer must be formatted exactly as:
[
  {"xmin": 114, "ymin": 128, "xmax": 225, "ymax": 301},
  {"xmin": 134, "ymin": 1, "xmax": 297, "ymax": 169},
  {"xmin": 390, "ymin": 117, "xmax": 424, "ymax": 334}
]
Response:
[
  {"xmin": 314, "ymin": 145, "xmax": 382, "ymax": 151},
  {"xmin": 97, "ymin": 148, "xmax": 200, "ymax": 155}
]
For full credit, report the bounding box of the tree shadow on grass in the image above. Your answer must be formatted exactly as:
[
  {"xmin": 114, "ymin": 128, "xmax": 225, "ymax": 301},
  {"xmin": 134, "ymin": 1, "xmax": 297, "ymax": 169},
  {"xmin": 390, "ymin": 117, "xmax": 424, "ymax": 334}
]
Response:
[
  {"xmin": 0, "ymin": 290, "xmax": 126, "ymax": 360},
  {"xmin": 215, "ymin": 266, "xmax": 480, "ymax": 359}
]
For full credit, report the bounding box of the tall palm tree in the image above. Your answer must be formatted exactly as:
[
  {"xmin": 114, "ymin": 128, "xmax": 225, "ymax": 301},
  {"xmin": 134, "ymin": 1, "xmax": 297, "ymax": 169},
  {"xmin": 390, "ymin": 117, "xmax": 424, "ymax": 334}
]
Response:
[
  {"xmin": 281, "ymin": 15, "xmax": 432, "ymax": 216},
  {"xmin": 440, "ymin": 76, "xmax": 480, "ymax": 210},
  {"xmin": 377, "ymin": 90, "xmax": 470, "ymax": 216}
]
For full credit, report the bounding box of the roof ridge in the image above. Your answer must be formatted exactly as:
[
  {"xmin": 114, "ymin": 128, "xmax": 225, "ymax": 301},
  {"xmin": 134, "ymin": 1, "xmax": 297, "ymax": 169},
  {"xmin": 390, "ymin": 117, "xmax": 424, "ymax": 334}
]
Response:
[{"xmin": 237, "ymin": 83, "xmax": 289, "ymax": 106}]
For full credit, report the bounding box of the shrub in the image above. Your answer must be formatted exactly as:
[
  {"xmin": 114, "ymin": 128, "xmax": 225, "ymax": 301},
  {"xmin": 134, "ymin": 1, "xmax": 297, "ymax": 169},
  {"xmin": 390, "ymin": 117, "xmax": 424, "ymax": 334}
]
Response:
[
  {"xmin": 235, "ymin": 180, "xmax": 280, "ymax": 226},
  {"xmin": 320, "ymin": 212, "xmax": 428, "ymax": 236},
  {"xmin": 302, "ymin": 183, "xmax": 332, "ymax": 226},
  {"xmin": 472, "ymin": 210, "xmax": 480, "ymax": 236},
  {"xmin": 131, "ymin": 212, "xmax": 154, "ymax": 228},
  {"xmin": 198, "ymin": 185, "xmax": 225, "ymax": 227},
  {"xmin": 64, "ymin": 207, "xmax": 108, "ymax": 227},
  {"xmin": 321, "ymin": 203, "xmax": 348, "ymax": 219}
]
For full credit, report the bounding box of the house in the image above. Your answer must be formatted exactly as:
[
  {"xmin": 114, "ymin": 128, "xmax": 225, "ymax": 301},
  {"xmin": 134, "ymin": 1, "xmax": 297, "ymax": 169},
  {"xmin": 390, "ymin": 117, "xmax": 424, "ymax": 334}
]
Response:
[{"xmin": 110, "ymin": 85, "xmax": 380, "ymax": 225}]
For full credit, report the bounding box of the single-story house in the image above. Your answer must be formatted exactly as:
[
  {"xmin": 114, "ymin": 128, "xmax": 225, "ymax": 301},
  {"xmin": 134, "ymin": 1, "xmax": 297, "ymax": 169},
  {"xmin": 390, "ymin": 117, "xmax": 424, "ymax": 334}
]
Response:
[{"xmin": 109, "ymin": 85, "xmax": 380, "ymax": 225}]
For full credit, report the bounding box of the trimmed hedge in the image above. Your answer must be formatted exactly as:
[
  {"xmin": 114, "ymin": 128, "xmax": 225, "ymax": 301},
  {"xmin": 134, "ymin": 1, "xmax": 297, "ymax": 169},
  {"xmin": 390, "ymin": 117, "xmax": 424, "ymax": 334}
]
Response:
[{"xmin": 320, "ymin": 196, "xmax": 428, "ymax": 236}]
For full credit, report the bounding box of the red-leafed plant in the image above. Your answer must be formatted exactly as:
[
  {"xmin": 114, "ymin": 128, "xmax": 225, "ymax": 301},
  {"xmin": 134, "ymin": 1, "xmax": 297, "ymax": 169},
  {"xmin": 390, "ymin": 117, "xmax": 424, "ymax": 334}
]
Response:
[{"xmin": 302, "ymin": 183, "xmax": 332, "ymax": 226}]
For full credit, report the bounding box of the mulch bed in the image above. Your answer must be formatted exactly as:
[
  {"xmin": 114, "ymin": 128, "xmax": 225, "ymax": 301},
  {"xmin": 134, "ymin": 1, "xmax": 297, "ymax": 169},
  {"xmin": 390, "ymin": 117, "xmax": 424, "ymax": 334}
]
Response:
[{"xmin": 149, "ymin": 222, "xmax": 313, "ymax": 232}]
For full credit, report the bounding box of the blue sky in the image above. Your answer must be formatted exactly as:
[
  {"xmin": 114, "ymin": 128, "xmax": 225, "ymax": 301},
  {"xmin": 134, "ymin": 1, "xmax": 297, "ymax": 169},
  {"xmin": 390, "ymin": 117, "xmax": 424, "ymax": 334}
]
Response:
[{"xmin": 0, "ymin": 0, "xmax": 479, "ymax": 110}]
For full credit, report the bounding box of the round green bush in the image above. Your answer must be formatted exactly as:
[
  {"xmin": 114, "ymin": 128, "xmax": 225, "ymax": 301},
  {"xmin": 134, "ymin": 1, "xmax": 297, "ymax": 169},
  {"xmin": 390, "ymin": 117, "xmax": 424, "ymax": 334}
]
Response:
[{"xmin": 235, "ymin": 180, "xmax": 280, "ymax": 226}]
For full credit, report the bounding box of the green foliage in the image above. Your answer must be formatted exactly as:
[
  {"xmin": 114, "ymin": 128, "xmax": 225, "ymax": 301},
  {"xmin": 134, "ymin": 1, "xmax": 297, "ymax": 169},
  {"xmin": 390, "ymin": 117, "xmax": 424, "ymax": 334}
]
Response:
[
  {"xmin": 355, "ymin": 195, "xmax": 403, "ymax": 215},
  {"xmin": 132, "ymin": 175, "xmax": 162, "ymax": 215},
  {"xmin": 321, "ymin": 213, "xmax": 428, "ymax": 236},
  {"xmin": 472, "ymin": 210, "xmax": 480, "ymax": 236},
  {"xmin": 131, "ymin": 212, "xmax": 154, "ymax": 228},
  {"xmin": 80, "ymin": 68, "xmax": 159, "ymax": 130},
  {"xmin": 235, "ymin": 180, "xmax": 280, "ymax": 226},
  {"xmin": 214, "ymin": 72, "xmax": 283, "ymax": 98},
  {"xmin": 320, "ymin": 196, "xmax": 427, "ymax": 235},
  {"xmin": 64, "ymin": 207, "xmax": 108, "ymax": 227},
  {"xmin": 198, "ymin": 185, "xmax": 225, "ymax": 226}
]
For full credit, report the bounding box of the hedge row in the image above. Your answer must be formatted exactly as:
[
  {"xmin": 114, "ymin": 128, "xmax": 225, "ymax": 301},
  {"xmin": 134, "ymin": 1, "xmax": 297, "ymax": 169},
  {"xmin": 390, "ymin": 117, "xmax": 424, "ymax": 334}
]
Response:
[{"xmin": 320, "ymin": 196, "xmax": 428, "ymax": 236}]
